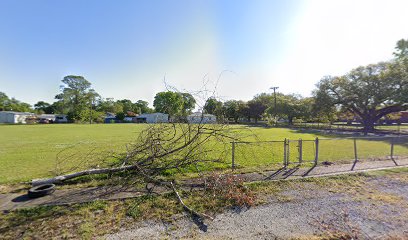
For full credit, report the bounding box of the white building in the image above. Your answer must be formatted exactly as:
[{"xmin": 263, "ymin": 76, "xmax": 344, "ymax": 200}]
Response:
[
  {"xmin": 187, "ymin": 113, "xmax": 217, "ymax": 124},
  {"xmin": 137, "ymin": 113, "xmax": 169, "ymax": 123},
  {"xmin": 37, "ymin": 114, "xmax": 68, "ymax": 123},
  {"xmin": 0, "ymin": 111, "xmax": 35, "ymax": 124}
]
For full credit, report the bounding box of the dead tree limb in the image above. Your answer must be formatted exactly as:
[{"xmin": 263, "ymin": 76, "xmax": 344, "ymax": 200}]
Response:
[
  {"xmin": 32, "ymin": 164, "xmax": 139, "ymax": 186},
  {"xmin": 170, "ymin": 182, "xmax": 214, "ymax": 220}
]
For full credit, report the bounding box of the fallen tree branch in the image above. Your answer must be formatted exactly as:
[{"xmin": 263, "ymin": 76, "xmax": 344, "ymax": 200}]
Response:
[
  {"xmin": 31, "ymin": 164, "xmax": 139, "ymax": 186},
  {"xmin": 170, "ymin": 182, "xmax": 214, "ymax": 220}
]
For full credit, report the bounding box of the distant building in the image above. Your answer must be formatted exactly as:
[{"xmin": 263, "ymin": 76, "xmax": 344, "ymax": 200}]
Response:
[
  {"xmin": 136, "ymin": 113, "xmax": 169, "ymax": 123},
  {"xmin": 37, "ymin": 114, "xmax": 68, "ymax": 123},
  {"xmin": 37, "ymin": 114, "xmax": 56, "ymax": 122},
  {"xmin": 104, "ymin": 113, "xmax": 117, "ymax": 123},
  {"xmin": 0, "ymin": 111, "xmax": 35, "ymax": 124},
  {"xmin": 124, "ymin": 116, "xmax": 138, "ymax": 122},
  {"xmin": 187, "ymin": 113, "xmax": 217, "ymax": 124}
]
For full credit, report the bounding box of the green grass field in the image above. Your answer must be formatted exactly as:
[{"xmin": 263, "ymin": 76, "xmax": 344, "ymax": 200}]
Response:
[{"xmin": 0, "ymin": 124, "xmax": 407, "ymax": 183}]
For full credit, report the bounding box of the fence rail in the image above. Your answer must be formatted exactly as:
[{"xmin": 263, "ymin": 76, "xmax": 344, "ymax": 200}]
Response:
[{"xmin": 231, "ymin": 135, "xmax": 408, "ymax": 170}]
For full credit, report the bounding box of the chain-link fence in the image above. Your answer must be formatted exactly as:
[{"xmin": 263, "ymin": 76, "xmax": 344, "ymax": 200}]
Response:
[
  {"xmin": 231, "ymin": 135, "xmax": 408, "ymax": 170},
  {"xmin": 289, "ymin": 122, "xmax": 408, "ymax": 134}
]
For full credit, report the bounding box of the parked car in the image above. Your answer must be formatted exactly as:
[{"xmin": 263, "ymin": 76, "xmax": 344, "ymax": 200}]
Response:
[
  {"xmin": 38, "ymin": 118, "xmax": 50, "ymax": 124},
  {"xmin": 54, "ymin": 115, "xmax": 68, "ymax": 123}
]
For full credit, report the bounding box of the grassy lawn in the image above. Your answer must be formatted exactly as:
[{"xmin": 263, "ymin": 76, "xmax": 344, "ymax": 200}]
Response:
[
  {"xmin": 0, "ymin": 124, "xmax": 407, "ymax": 184},
  {"xmin": 0, "ymin": 124, "xmax": 145, "ymax": 183}
]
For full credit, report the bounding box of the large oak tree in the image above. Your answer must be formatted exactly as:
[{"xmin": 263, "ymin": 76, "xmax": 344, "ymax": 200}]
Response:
[{"xmin": 314, "ymin": 40, "xmax": 408, "ymax": 133}]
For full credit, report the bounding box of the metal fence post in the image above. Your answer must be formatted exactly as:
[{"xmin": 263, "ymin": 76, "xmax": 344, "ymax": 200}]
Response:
[
  {"xmin": 314, "ymin": 137, "xmax": 319, "ymax": 165},
  {"xmin": 298, "ymin": 138, "xmax": 303, "ymax": 163},
  {"xmin": 390, "ymin": 138, "xmax": 394, "ymax": 160},
  {"xmin": 287, "ymin": 139, "xmax": 290, "ymax": 166},
  {"xmin": 353, "ymin": 138, "xmax": 358, "ymax": 162},
  {"xmin": 283, "ymin": 138, "xmax": 287, "ymax": 167},
  {"xmin": 231, "ymin": 141, "xmax": 235, "ymax": 170}
]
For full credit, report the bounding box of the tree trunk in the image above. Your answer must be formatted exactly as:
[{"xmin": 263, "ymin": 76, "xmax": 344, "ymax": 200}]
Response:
[
  {"xmin": 362, "ymin": 117, "xmax": 375, "ymax": 135},
  {"xmin": 288, "ymin": 117, "xmax": 293, "ymax": 125},
  {"xmin": 31, "ymin": 165, "xmax": 139, "ymax": 186}
]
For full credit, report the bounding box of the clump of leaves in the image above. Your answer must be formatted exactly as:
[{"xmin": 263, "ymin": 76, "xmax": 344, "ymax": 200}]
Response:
[{"xmin": 204, "ymin": 173, "xmax": 256, "ymax": 208}]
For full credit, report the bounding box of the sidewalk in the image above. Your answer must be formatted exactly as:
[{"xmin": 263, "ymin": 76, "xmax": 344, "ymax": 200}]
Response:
[{"xmin": 1, "ymin": 158, "xmax": 407, "ymax": 212}]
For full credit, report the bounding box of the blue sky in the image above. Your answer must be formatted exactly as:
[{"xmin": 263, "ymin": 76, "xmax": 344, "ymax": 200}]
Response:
[{"xmin": 0, "ymin": 0, "xmax": 407, "ymax": 106}]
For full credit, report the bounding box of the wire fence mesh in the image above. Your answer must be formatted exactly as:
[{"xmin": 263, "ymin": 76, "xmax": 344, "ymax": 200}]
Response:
[
  {"xmin": 232, "ymin": 141, "xmax": 285, "ymax": 170},
  {"xmin": 231, "ymin": 135, "xmax": 408, "ymax": 170}
]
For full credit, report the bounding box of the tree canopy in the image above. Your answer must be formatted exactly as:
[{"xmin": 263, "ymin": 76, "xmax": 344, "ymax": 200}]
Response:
[
  {"xmin": 55, "ymin": 75, "xmax": 100, "ymax": 121},
  {"xmin": 203, "ymin": 98, "xmax": 223, "ymax": 119},
  {"xmin": 153, "ymin": 91, "xmax": 184, "ymax": 117},
  {"xmin": 314, "ymin": 39, "xmax": 408, "ymax": 132},
  {"xmin": 0, "ymin": 92, "xmax": 32, "ymax": 112},
  {"xmin": 180, "ymin": 93, "xmax": 196, "ymax": 115},
  {"xmin": 266, "ymin": 94, "xmax": 311, "ymax": 125},
  {"xmin": 34, "ymin": 101, "xmax": 54, "ymax": 114}
]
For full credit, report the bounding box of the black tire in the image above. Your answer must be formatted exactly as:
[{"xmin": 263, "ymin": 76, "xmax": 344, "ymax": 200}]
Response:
[{"xmin": 28, "ymin": 184, "xmax": 56, "ymax": 198}]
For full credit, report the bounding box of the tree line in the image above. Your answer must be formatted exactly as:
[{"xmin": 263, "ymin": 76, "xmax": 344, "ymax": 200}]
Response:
[{"xmin": 1, "ymin": 39, "xmax": 407, "ymax": 130}]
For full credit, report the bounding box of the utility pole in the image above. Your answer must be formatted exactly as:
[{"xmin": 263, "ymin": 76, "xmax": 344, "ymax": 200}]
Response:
[
  {"xmin": 270, "ymin": 86, "xmax": 279, "ymax": 124},
  {"xmin": 89, "ymin": 98, "xmax": 93, "ymax": 125}
]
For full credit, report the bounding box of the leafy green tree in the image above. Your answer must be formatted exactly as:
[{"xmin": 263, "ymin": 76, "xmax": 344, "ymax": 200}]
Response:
[
  {"xmin": 0, "ymin": 92, "xmax": 32, "ymax": 112},
  {"xmin": 98, "ymin": 98, "xmax": 123, "ymax": 114},
  {"xmin": 246, "ymin": 93, "xmax": 277, "ymax": 123},
  {"xmin": 153, "ymin": 91, "xmax": 183, "ymax": 117},
  {"xmin": 78, "ymin": 109, "xmax": 105, "ymax": 123},
  {"xmin": 180, "ymin": 93, "xmax": 196, "ymax": 115},
  {"xmin": 50, "ymin": 101, "xmax": 66, "ymax": 115},
  {"xmin": 266, "ymin": 94, "xmax": 310, "ymax": 125},
  {"xmin": 311, "ymin": 90, "xmax": 337, "ymax": 123},
  {"xmin": 115, "ymin": 112, "xmax": 126, "ymax": 121},
  {"xmin": 135, "ymin": 100, "xmax": 152, "ymax": 114},
  {"xmin": 314, "ymin": 60, "xmax": 408, "ymax": 132},
  {"xmin": 393, "ymin": 39, "xmax": 408, "ymax": 60},
  {"xmin": 223, "ymin": 100, "xmax": 241, "ymax": 123},
  {"xmin": 237, "ymin": 101, "xmax": 250, "ymax": 122},
  {"xmin": 55, "ymin": 75, "xmax": 100, "ymax": 121},
  {"xmin": 247, "ymin": 100, "xmax": 265, "ymax": 123},
  {"xmin": 117, "ymin": 99, "xmax": 135, "ymax": 113},
  {"xmin": 204, "ymin": 98, "xmax": 223, "ymax": 119},
  {"xmin": 34, "ymin": 101, "xmax": 55, "ymax": 114},
  {"xmin": 9, "ymin": 99, "xmax": 32, "ymax": 112},
  {"xmin": 203, "ymin": 98, "xmax": 221, "ymax": 114},
  {"xmin": 0, "ymin": 92, "xmax": 8, "ymax": 111}
]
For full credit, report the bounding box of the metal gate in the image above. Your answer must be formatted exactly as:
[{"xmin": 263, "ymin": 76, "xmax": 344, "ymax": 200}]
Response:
[{"xmin": 284, "ymin": 138, "xmax": 318, "ymax": 167}]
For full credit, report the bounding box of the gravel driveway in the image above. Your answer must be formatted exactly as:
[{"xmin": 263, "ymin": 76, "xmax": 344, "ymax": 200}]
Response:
[{"xmin": 106, "ymin": 173, "xmax": 408, "ymax": 240}]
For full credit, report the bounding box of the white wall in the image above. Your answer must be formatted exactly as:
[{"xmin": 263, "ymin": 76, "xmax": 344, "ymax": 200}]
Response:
[
  {"xmin": 0, "ymin": 112, "xmax": 16, "ymax": 123},
  {"xmin": 0, "ymin": 112, "xmax": 33, "ymax": 124},
  {"xmin": 187, "ymin": 114, "xmax": 217, "ymax": 124},
  {"xmin": 139, "ymin": 113, "xmax": 169, "ymax": 123}
]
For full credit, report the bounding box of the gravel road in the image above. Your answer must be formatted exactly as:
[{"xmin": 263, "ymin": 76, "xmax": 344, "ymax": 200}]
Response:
[{"xmin": 106, "ymin": 174, "xmax": 408, "ymax": 240}]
